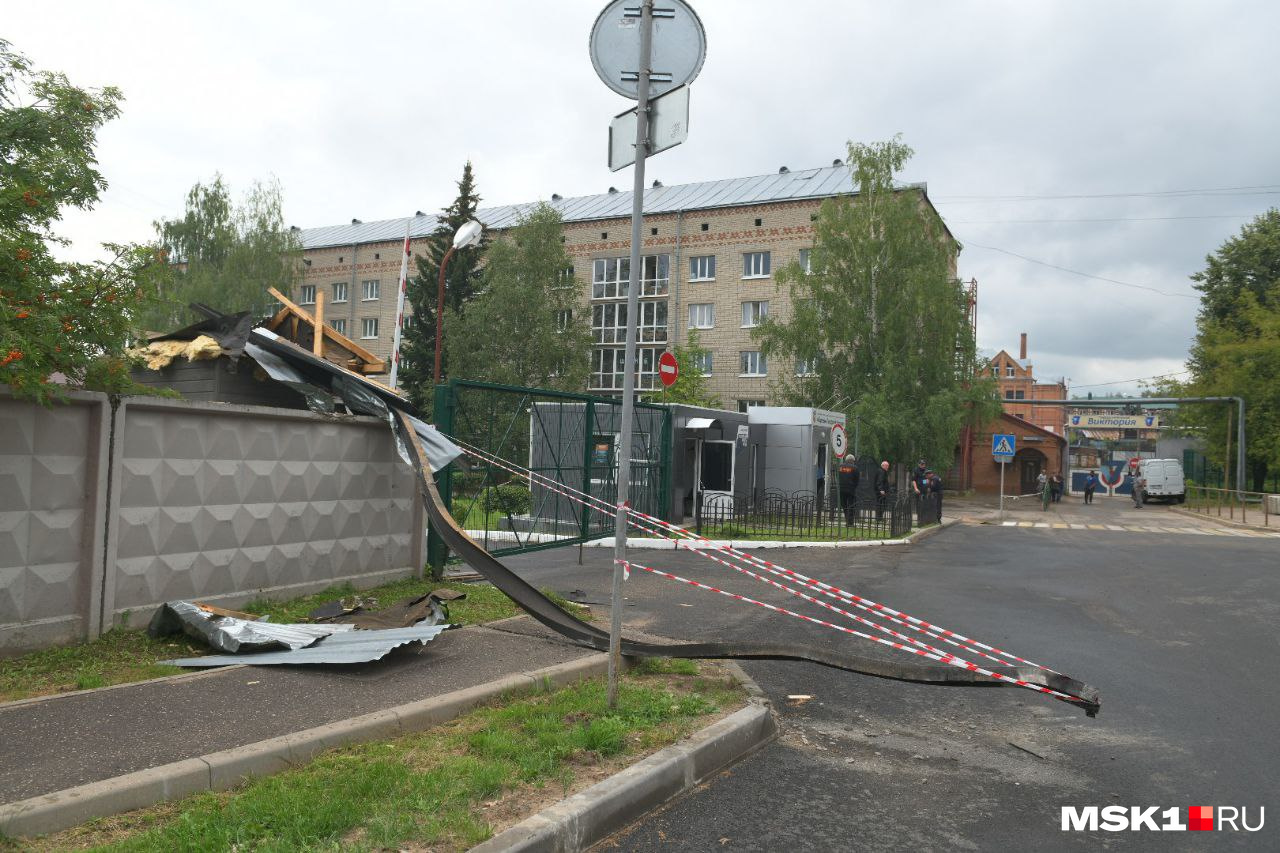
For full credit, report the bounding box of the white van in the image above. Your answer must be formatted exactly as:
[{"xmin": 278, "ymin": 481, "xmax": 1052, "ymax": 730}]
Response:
[{"xmin": 1138, "ymin": 458, "xmax": 1186, "ymax": 503}]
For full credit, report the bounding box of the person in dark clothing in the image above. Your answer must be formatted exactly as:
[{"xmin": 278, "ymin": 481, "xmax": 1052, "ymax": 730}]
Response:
[
  {"xmin": 1050, "ymin": 472, "xmax": 1064, "ymax": 503},
  {"xmin": 928, "ymin": 470, "xmax": 944, "ymax": 521},
  {"xmin": 874, "ymin": 460, "xmax": 891, "ymax": 519},
  {"xmin": 1084, "ymin": 470, "xmax": 1099, "ymax": 505},
  {"xmin": 910, "ymin": 460, "xmax": 927, "ymax": 516},
  {"xmin": 837, "ymin": 454, "xmax": 860, "ymax": 525}
]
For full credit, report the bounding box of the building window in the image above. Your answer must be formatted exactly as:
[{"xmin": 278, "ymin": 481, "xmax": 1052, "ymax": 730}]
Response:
[
  {"xmin": 1015, "ymin": 390, "xmax": 1026, "ymax": 400},
  {"xmin": 1005, "ymin": 390, "xmax": 1014, "ymax": 399},
  {"xmin": 688, "ymin": 303, "xmax": 715, "ymax": 329},
  {"xmin": 361, "ymin": 317, "xmax": 378, "ymax": 339},
  {"xmin": 299, "ymin": 285, "xmax": 316, "ymax": 305},
  {"xmin": 556, "ymin": 309, "xmax": 572, "ymax": 332},
  {"xmin": 1005, "ymin": 364, "xmax": 1015, "ymax": 377},
  {"xmin": 689, "ymin": 255, "xmax": 716, "ymax": 281},
  {"xmin": 799, "ymin": 248, "xmax": 812, "ymax": 274},
  {"xmin": 401, "ymin": 314, "xmax": 413, "ymax": 330},
  {"xmin": 737, "ymin": 399, "xmax": 766, "ymax": 413},
  {"xmin": 592, "ymin": 254, "xmax": 669, "ymax": 299},
  {"xmin": 796, "ymin": 357, "xmax": 817, "ymax": 377},
  {"xmin": 591, "ymin": 302, "xmax": 667, "ymax": 345},
  {"xmin": 693, "ymin": 351, "xmax": 713, "ymax": 374},
  {"xmin": 741, "ymin": 301, "xmax": 768, "ymax": 327},
  {"xmin": 362, "ymin": 279, "xmax": 380, "ymax": 301},
  {"xmin": 329, "ymin": 318, "xmax": 346, "ymax": 335},
  {"xmin": 591, "ymin": 346, "xmax": 662, "ymax": 391},
  {"xmin": 556, "ymin": 265, "xmax": 575, "ymax": 289},
  {"xmin": 332, "ymin": 281, "xmax": 348, "ymax": 303},
  {"xmin": 740, "ymin": 351, "xmax": 766, "ymax": 376},
  {"xmin": 742, "ymin": 251, "xmax": 771, "ymax": 279}
]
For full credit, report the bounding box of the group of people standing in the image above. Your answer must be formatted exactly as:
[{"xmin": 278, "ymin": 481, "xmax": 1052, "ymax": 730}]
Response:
[
  {"xmin": 1035, "ymin": 471, "xmax": 1065, "ymax": 509},
  {"xmin": 835, "ymin": 456, "xmax": 900, "ymax": 523}
]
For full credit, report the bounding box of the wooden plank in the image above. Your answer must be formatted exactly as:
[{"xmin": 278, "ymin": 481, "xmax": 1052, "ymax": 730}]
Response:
[
  {"xmin": 267, "ymin": 286, "xmax": 385, "ymax": 369},
  {"xmin": 312, "ymin": 291, "xmax": 325, "ymax": 356}
]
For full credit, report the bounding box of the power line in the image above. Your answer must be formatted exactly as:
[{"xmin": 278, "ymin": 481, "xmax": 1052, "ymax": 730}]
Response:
[
  {"xmin": 962, "ymin": 240, "xmax": 1199, "ymax": 299},
  {"xmin": 948, "ymin": 214, "xmax": 1256, "ymax": 224},
  {"xmin": 1072, "ymin": 370, "xmax": 1191, "ymax": 389},
  {"xmin": 934, "ymin": 184, "xmax": 1280, "ymax": 203}
]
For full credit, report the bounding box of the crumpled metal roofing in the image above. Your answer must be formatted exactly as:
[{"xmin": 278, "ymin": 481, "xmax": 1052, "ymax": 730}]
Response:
[
  {"xmin": 299, "ymin": 164, "xmax": 925, "ymax": 250},
  {"xmin": 162, "ymin": 623, "xmax": 454, "ymax": 667}
]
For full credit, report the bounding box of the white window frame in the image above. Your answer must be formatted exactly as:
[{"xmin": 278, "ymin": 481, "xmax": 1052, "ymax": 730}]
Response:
[
  {"xmin": 362, "ymin": 279, "xmax": 380, "ymax": 301},
  {"xmin": 739, "ymin": 351, "xmax": 767, "ymax": 377},
  {"xmin": 555, "ymin": 265, "xmax": 575, "ymax": 289},
  {"xmin": 361, "ymin": 317, "xmax": 378, "ymax": 339},
  {"xmin": 556, "ymin": 308, "xmax": 572, "ymax": 332},
  {"xmin": 689, "ymin": 255, "xmax": 716, "ymax": 282},
  {"xmin": 798, "ymin": 248, "xmax": 812, "ymax": 275},
  {"xmin": 299, "ymin": 285, "xmax": 316, "ymax": 305},
  {"xmin": 741, "ymin": 300, "xmax": 768, "ymax": 328},
  {"xmin": 592, "ymin": 254, "xmax": 669, "ymax": 299},
  {"xmin": 332, "ymin": 281, "xmax": 348, "ymax": 303},
  {"xmin": 329, "ymin": 318, "xmax": 346, "ymax": 335},
  {"xmin": 693, "ymin": 351, "xmax": 713, "ymax": 375},
  {"xmin": 688, "ymin": 302, "xmax": 715, "ymax": 329},
  {"xmin": 737, "ymin": 399, "xmax": 766, "ymax": 413},
  {"xmin": 591, "ymin": 346, "xmax": 662, "ymax": 391},
  {"xmin": 1006, "ymin": 364, "xmax": 1015, "ymax": 377},
  {"xmin": 592, "ymin": 301, "xmax": 667, "ymax": 345},
  {"xmin": 742, "ymin": 251, "xmax": 771, "ymax": 279},
  {"xmin": 796, "ymin": 357, "xmax": 817, "ymax": 377}
]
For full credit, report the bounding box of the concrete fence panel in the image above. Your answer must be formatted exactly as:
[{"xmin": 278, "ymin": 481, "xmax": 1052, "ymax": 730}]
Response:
[
  {"xmin": 0, "ymin": 390, "xmax": 112, "ymax": 655},
  {"xmin": 101, "ymin": 398, "xmax": 421, "ymax": 629}
]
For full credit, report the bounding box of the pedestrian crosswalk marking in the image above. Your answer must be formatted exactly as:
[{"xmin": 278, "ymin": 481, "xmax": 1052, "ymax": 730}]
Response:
[{"xmin": 985, "ymin": 520, "xmax": 1278, "ymax": 538}]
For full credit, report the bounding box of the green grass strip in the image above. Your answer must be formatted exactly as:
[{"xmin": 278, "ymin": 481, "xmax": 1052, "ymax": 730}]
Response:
[{"xmin": 23, "ymin": 660, "xmax": 737, "ymax": 852}]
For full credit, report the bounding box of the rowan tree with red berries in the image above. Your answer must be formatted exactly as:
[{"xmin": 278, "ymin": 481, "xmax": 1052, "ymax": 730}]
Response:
[{"xmin": 1, "ymin": 39, "xmax": 167, "ymax": 404}]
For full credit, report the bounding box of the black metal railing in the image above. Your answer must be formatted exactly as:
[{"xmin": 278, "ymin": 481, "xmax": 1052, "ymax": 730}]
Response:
[{"xmin": 696, "ymin": 489, "xmax": 916, "ymax": 541}]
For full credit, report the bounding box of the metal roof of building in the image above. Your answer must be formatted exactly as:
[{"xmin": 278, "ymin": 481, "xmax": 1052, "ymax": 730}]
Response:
[{"xmin": 298, "ymin": 165, "xmax": 927, "ymax": 250}]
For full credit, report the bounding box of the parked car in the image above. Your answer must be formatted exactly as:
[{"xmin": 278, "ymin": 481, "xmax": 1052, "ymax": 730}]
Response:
[{"xmin": 1138, "ymin": 458, "xmax": 1186, "ymax": 503}]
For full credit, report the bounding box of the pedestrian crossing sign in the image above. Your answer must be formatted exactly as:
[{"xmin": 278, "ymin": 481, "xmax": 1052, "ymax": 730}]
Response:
[{"xmin": 992, "ymin": 433, "xmax": 1016, "ymax": 460}]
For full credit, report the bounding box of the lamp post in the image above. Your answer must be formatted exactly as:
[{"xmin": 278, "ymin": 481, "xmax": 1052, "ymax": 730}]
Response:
[{"xmin": 434, "ymin": 219, "xmax": 484, "ymax": 384}]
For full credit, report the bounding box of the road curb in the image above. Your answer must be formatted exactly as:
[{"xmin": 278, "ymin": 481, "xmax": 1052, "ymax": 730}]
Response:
[
  {"xmin": 0, "ymin": 653, "xmax": 608, "ymax": 839},
  {"xmin": 471, "ymin": 661, "xmax": 777, "ymax": 853},
  {"xmin": 1168, "ymin": 505, "xmax": 1277, "ymax": 533}
]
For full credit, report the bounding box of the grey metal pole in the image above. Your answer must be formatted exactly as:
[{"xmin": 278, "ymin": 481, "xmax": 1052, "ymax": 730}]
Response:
[
  {"xmin": 1237, "ymin": 396, "xmax": 1246, "ymax": 499},
  {"xmin": 608, "ymin": 0, "xmax": 654, "ymax": 710},
  {"xmin": 998, "ymin": 460, "xmax": 1005, "ymax": 521}
]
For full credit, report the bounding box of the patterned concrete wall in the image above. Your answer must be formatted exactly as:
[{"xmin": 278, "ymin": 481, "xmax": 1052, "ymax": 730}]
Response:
[
  {"xmin": 102, "ymin": 399, "xmax": 422, "ymax": 629},
  {"xmin": 0, "ymin": 391, "xmax": 111, "ymax": 654}
]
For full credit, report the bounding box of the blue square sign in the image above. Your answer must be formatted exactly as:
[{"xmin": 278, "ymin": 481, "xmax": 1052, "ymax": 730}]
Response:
[{"xmin": 992, "ymin": 433, "xmax": 1016, "ymax": 459}]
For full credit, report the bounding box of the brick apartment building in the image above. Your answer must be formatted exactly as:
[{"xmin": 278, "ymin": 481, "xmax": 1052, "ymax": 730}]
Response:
[
  {"xmin": 988, "ymin": 333, "xmax": 1067, "ymax": 434},
  {"xmin": 293, "ymin": 163, "xmax": 957, "ymax": 411}
]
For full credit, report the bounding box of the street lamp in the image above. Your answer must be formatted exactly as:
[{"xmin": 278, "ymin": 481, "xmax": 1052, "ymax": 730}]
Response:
[{"xmin": 434, "ymin": 219, "xmax": 483, "ymax": 384}]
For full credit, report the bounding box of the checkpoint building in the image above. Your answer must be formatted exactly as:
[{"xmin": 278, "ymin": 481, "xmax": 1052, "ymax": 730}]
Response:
[{"xmin": 293, "ymin": 163, "xmax": 958, "ymax": 411}]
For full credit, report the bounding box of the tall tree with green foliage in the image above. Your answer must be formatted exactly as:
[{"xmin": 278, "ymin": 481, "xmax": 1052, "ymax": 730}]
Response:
[
  {"xmin": 443, "ymin": 203, "xmax": 590, "ymax": 391},
  {"xmin": 643, "ymin": 332, "xmax": 720, "ymax": 407},
  {"xmin": 753, "ymin": 136, "xmax": 999, "ymax": 468},
  {"xmin": 1, "ymin": 39, "xmax": 168, "ymax": 404},
  {"xmin": 404, "ymin": 162, "xmax": 489, "ymax": 407},
  {"xmin": 146, "ymin": 175, "xmax": 300, "ymax": 330},
  {"xmin": 1163, "ymin": 209, "xmax": 1280, "ymax": 490}
]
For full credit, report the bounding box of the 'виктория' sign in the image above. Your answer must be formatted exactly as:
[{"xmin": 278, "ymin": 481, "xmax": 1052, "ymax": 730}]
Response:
[{"xmin": 1069, "ymin": 414, "xmax": 1160, "ymax": 429}]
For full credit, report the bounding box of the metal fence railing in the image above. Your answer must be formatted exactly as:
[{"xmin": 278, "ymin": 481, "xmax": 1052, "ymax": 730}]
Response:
[
  {"xmin": 1184, "ymin": 485, "xmax": 1276, "ymax": 528},
  {"xmin": 428, "ymin": 379, "xmax": 672, "ymax": 571},
  {"xmin": 696, "ymin": 489, "xmax": 916, "ymax": 541}
]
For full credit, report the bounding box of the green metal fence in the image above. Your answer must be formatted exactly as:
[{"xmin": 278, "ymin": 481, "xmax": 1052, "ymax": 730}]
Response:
[{"xmin": 427, "ymin": 379, "xmax": 672, "ymax": 573}]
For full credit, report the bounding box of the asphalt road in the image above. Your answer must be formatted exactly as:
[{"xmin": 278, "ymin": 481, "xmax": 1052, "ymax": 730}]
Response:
[{"xmin": 504, "ymin": 513, "xmax": 1279, "ymax": 851}]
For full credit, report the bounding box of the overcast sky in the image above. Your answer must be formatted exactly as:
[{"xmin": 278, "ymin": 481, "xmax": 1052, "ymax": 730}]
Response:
[{"xmin": 11, "ymin": 1, "xmax": 1280, "ymax": 394}]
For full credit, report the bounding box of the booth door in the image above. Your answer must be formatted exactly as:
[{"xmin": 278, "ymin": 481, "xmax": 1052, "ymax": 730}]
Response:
[{"xmin": 700, "ymin": 440, "xmax": 735, "ymax": 516}]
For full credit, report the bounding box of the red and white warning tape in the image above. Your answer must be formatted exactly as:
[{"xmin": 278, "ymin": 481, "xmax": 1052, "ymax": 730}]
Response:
[{"xmin": 454, "ymin": 440, "xmax": 1054, "ymax": 674}]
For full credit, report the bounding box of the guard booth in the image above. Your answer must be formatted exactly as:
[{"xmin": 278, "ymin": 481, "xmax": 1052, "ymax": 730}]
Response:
[
  {"xmin": 747, "ymin": 407, "xmax": 847, "ymax": 503},
  {"xmin": 668, "ymin": 404, "xmax": 765, "ymax": 521}
]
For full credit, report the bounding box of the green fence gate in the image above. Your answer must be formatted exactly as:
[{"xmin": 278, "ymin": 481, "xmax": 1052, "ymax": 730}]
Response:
[{"xmin": 427, "ymin": 379, "xmax": 672, "ymax": 574}]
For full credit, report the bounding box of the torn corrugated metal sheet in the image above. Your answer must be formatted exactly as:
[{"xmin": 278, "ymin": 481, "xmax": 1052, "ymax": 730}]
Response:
[
  {"xmin": 148, "ymin": 600, "xmax": 353, "ymax": 653},
  {"xmin": 161, "ymin": 623, "xmax": 455, "ymax": 667}
]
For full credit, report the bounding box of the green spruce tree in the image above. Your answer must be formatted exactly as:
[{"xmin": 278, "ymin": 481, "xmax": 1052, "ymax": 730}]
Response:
[{"xmin": 403, "ymin": 162, "xmax": 489, "ymax": 408}]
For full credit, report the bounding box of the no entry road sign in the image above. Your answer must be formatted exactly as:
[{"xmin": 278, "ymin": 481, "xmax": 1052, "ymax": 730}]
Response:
[{"xmin": 658, "ymin": 350, "xmax": 679, "ymax": 387}]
